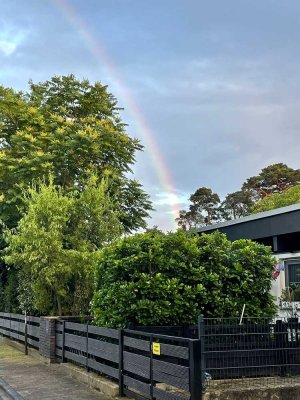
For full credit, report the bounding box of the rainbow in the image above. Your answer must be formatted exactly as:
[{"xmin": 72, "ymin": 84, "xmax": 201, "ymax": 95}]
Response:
[{"xmin": 52, "ymin": 0, "xmax": 180, "ymax": 230}]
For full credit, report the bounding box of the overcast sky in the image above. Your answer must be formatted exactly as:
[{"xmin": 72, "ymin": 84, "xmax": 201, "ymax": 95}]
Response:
[{"xmin": 1, "ymin": 0, "xmax": 300, "ymax": 230}]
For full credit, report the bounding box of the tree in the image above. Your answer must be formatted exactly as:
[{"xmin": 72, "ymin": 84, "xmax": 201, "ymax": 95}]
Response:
[
  {"xmin": 91, "ymin": 230, "xmax": 277, "ymax": 328},
  {"xmin": 220, "ymin": 190, "xmax": 253, "ymax": 220},
  {"xmin": 0, "ymin": 75, "xmax": 151, "ymax": 312},
  {"xmin": 176, "ymin": 163, "xmax": 300, "ymax": 229},
  {"xmin": 242, "ymin": 163, "xmax": 300, "ymax": 201},
  {"xmin": 0, "ymin": 75, "xmax": 151, "ymax": 231},
  {"xmin": 189, "ymin": 187, "xmax": 220, "ymax": 225},
  {"xmin": 176, "ymin": 209, "xmax": 204, "ymax": 231},
  {"xmin": 3, "ymin": 176, "xmax": 122, "ymax": 315},
  {"xmin": 251, "ymin": 184, "xmax": 300, "ymax": 214}
]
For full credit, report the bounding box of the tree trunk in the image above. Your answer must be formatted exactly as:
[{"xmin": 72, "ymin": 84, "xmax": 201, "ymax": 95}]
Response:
[{"xmin": 56, "ymin": 295, "xmax": 62, "ymax": 316}]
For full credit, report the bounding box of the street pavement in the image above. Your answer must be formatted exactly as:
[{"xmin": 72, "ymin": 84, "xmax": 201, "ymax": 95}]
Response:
[{"xmin": 0, "ymin": 343, "xmax": 109, "ymax": 400}]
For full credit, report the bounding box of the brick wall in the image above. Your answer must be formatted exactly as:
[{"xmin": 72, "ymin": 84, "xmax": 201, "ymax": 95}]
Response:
[{"xmin": 39, "ymin": 317, "xmax": 57, "ymax": 362}]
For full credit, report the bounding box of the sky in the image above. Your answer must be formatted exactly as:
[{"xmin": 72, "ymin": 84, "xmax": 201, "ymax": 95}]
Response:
[{"xmin": 1, "ymin": 0, "xmax": 300, "ymax": 231}]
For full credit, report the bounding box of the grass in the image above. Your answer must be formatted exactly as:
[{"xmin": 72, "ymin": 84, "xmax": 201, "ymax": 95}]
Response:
[{"xmin": 0, "ymin": 343, "xmax": 24, "ymax": 359}]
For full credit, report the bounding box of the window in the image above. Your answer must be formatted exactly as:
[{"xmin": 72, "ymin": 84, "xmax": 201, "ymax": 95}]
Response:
[{"xmin": 285, "ymin": 260, "xmax": 300, "ymax": 301}]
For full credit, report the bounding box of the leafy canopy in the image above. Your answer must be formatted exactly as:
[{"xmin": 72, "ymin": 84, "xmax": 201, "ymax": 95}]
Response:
[
  {"xmin": 0, "ymin": 75, "xmax": 151, "ymax": 231},
  {"xmin": 176, "ymin": 187, "xmax": 220, "ymax": 230},
  {"xmin": 242, "ymin": 163, "xmax": 300, "ymax": 201},
  {"xmin": 3, "ymin": 175, "xmax": 122, "ymax": 315},
  {"xmin": 91, "ymin": 229, "xmax": 277, "ymax": 328},
  {"xmin": 252, "ymin": 184, "xmax": 300, "ymax": 214},
  {"xmin": 177, "ymin": 163, "xmax": 300, "ymax": 228}
]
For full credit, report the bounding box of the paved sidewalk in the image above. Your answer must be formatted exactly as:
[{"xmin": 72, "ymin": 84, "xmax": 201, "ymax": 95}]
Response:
[{"xmin": 0, "ymin": 344, "xmax": 109, "ymax": 399}]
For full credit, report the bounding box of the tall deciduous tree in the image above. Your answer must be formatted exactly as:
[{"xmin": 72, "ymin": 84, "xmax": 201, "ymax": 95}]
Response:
[
  {"xmin": 3, "ymin": 176, "xmax": 122, "ymax": 315},
  {"xmin": 0, "ymin": 75, "xmax": 151, "ymax": 231}
]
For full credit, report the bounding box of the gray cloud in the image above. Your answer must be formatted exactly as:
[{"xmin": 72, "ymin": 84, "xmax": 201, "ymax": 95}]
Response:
[{"xmin": 1, "ymin": 0, "xmax": 300, "ymax": 230}]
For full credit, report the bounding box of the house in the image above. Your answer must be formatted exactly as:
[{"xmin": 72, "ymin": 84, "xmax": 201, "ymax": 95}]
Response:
[{"xmin": 196, "ymin": 204, "xmax": 300, "ymax": 315}]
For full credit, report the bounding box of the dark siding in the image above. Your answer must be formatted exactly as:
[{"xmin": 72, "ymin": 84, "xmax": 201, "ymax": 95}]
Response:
[{"xmin": 202, "ymin": 210, "xmax": 300, "ymax": 242}]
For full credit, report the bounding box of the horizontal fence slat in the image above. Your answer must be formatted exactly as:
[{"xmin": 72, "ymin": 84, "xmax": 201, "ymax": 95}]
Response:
[
  {"xmin": 124, "ymin": 336, "xmax": 150, "ymax": 352},
  {"xmin": 153, "ymin": 360, "xmax": 189, "ymax": 380},
  {"xmin": 11, "ymin": 321, "xmax": 25, "ymax": 332},
  {"xmin": 10, "ymin": 332, "xmax": 24, "ymax": 341},
  {"xmin": 8, "ymin": 314, "xmax": 25, "ymax": 321},
  {"xmin": 160, "ymin": 343, "xmax": 189, "ymax": 360},
  {"xmin": 124, "ymin": 375, "xmax": 151, "ymax": 398},
  {"xmin": 153, "ymin": 370, "xmax": 189, "ymax": 391},
  {"xmin": 65, "ymin": 322, "xmax": 87, "ymax": 333},
  {"xmin": 56, "ymin": 348, "xmax": 62, "ymax": 357},
  {"xmin": 88, "ymin": 325, "xmax": 119, "ymax": 339},
  {"xmin": 124, "ymin": 351, "xmax": 150, "ymax": 379},
  {"xmin": 88, "ymin": 337, "xmax": 119, "ymax": 363},
  {"xmin": 27, "ymin": 325, "xmax": 39, "ymax": 338},
  {"xmin": 64, "ymin": 350, "xmax": 86, "ymax": 366},
  {"xmin": 27, "ymin": 316, "xmax": 40, "ymax": 324},
  {"xmin": 27, "ymin": 337, "xmax": 39, "ymax": 348},
  {"xmin": 88, "ymin": 358, "xmax": 119, "ymax": 379},
  {"xmin": 65, "ymin": 333, "xmax": 86, "ymax": 350},
  {"xmin": 153, "ymin": 387, "xmax": 190, "ymax": 400}
]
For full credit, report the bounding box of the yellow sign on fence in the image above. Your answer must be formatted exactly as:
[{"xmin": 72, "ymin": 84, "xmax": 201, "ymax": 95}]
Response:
[{"xmin": 152, "ymin": 342, "xmax": 161, "ymax": 355}]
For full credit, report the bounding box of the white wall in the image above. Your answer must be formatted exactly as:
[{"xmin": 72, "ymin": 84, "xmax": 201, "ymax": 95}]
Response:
[{"xmin": 272, "ymin": 252, "xmax": 300, "ymax": 318}]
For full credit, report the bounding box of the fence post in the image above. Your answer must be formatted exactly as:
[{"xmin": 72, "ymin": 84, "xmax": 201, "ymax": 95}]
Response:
[
  {"xmin": 118, "ymin": 329, "xmax": 124, "ymax": 397},
  {"xmin": 150, "ymin": 334, "xmax": 154, "ymax": 399},
  {"xmin": 189, "ymin": 339, "xmax": 202, "ymax": 400},
  {"xmin": 198, "ymin": 316, "xmax": 206, "ymax": 389},
  {"xmin": 24, "ymin": 312, "xmax": 28, "ymax": 355},
  {"xmin": 86, "ymin": 322, "xmax": 89, "ymax": 372},
  {"xmin": 62, "ymin": 320, "xmax": 66, "ymax": 363},
  {"xmin": 275, "ymin": 319, "xmax": 287, "ymax": 376}
]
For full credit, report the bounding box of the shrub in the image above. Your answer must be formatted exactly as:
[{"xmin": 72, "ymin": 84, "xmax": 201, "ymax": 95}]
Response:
[{"xmin": 91, "ymin": 230, "xmax": 277, "ymax": 327}]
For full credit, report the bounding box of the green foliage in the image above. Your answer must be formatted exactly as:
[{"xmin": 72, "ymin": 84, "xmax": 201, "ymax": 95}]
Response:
[
  {"xmin": 219, "ymin": 190, "xmax": 253, "ymax": 220},
  {"xmin": 91, "ymin": 230, "xmax": 277, "ymax": 328},
  {"xmin": 1, "ymin": 268, "xmax": 20, "ymax": 313},
  {"xmin": 176, "ymin": 210, "xmax": 204, "ymax": 231},
  {"xmin": 242, "ymin": 163, "xmax": 300, "ymax": 201},
  {"xmin": 177, "ymin": 163, "xmax": 300, "ymax": 228},
  {"xmin": 176, "ymin": 187, "xmax": 220, "ymax": 230},
  {"xmin": 3, "ymin": 176, "xmax": 122, "ymax": 315},
  {"xmin": 252, "ymin": 184, "xmax": 300, "ymax": 213},
  {"xmin": 281, "ymin": 285, "xmax": 300, "ymax": 303},
  {"xmin": 0, "ymin": 74, "xmax": 151, "ymax": 313},
  {"xmin": 0, "ymin": 75, "xmax": 151, "ymax": 231},
  {"xmin": 189, "ymin": 187, "xmax": 220, "ymax": 225}
]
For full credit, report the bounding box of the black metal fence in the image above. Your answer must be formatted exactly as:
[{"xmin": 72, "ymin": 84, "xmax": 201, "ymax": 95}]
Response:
[
  {"xmin": 55, "ymin": 320, "xmax": 203, "ymax": 400},
  {"xmin": 4, "ymin": 313, "xmax": 300, "ymax": 396},
  {"xmin": 199, "ymin": 316, "xmax": 300, "ymax": 389},
  {"xmin": 0, "ymin": 312, "xmax": 40, "ymax": 350}
]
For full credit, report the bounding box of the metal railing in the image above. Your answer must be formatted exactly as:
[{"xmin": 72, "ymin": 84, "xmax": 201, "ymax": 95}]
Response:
[{"xmin": 199, "ymin": 316, "xmax": 300, "ymax": 389}]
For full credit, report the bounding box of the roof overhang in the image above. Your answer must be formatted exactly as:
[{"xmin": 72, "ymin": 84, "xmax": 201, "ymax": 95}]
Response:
[{"xmin": 196, "ymin": 203, "xmax": 300, "ymax": 241}]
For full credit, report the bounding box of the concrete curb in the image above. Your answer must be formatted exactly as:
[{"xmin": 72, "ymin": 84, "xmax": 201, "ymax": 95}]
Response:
[{"xmin": 0, "ymin": 378, "xmax": 24, "ymax": 400}]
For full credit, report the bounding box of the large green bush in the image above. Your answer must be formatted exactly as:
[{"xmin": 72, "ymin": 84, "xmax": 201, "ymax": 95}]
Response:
[{"xmin": 91, "ymin": 230, "xmax": 277, "ymax": 327}]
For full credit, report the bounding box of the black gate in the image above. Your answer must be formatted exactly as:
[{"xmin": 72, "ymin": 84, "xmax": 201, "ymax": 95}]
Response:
[{"xmin": 122, "ymin": 329, "xmax": 203, "ymax": 400}]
